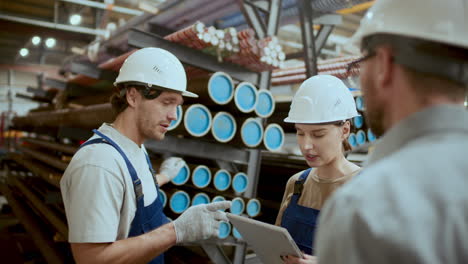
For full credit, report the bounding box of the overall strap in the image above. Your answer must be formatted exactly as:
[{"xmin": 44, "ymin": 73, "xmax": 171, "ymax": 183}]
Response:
[
  {"xmin": 89, "ymin": 129, "xmax": 144, "ymax": 202},
  {"xmin": 293, "ymin": 168, "xmax": 312, "ymax": 196},
  {"xmin": 80, "ymin": 138, "xmax": 109, "ymax": 148},
  {"xmin": 142, "ymin": 147, "xmax": 159, "ymax": 188}
]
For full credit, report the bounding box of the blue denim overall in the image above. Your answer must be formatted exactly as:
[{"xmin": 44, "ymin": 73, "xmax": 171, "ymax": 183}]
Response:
[
  {"xmin": 281, "ymin": 168, "xmax": 319, "ymax": 255},
  {"xmin": 80, "ymin": 129, "xmax": 169, "ymax": 264}
]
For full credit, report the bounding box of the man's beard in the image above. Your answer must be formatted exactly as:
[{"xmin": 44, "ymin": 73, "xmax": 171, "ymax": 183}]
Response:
[
  {"xmin": 138, "ymin": 116, "xmax": 165, "ymax": 141},
  {"xmin": 365, "ymin": 105, "xmax": 385, "ymax": 138},
  {"xmin": 361, "ymin": 75, "xmax": 386, "ymax": 138}
]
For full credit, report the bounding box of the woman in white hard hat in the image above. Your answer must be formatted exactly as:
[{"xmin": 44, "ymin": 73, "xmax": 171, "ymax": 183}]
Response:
[{"xmin": 277, "ymin": 75, "xmax": 361, "ymax": 263}]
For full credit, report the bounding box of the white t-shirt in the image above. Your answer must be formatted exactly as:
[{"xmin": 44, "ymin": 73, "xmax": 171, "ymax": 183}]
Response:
[{"xmin": 60, "ymin": 123, "xmax": 158, "ymax": 243}]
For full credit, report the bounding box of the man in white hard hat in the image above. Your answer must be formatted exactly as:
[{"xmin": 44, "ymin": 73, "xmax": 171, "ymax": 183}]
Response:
[
  {"xmin": 314, "ymin": 0, "xmax": 468, "ymax": 263},
  {"xmin": 60, "ymin": 47, "xmax": 231, "ymax": 264}
]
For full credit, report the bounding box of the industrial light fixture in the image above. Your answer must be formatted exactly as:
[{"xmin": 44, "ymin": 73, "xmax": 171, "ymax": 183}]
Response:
[
  {"xmin": 45, "ymin": 38, "xmax": 56, "ymax": 48},
  {"xmin": 69, "ymin": 14, "xmax": 82, "ymax": 25},
  {"xmin": 31, "ymin": 36, "xmax": 41, "ymax": 45},
  {"xmin": 19, "ymin": 48, "xmax": 29, "ymax": 57}
]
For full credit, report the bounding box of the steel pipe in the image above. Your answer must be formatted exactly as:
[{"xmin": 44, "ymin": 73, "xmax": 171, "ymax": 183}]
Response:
[
  {"xmin": 210, "ymin": 111, "xmax": 237, "ymax": 143},
  {"xmin": 13, "ymin": 103, "xmax": 114, "ymax": 129},
  {"xmin": 232, "ymin": 117, "xmax": 264, "ymax": 148},
  {"xmin": 255, "ymin": 89, "xmax": 276, "ymax": 118},
  {"xmin": 10, "ymin": 154, "xmax": 62, "ymax": 188},
  {"xmin": 12, "ymin": 177, "xmax": 68, "ymax": 238},
  {"xmin": 262, "ymin": 123, "xmax": 285, "ymax": 152},
  {"xmin": 191, "ymin": 165, "xmax": 213, "ymax": 189},
  {"xmin": 171, "ymin": 104, "xmax": 213, "ymax": 138},
  {"xmin": 20, "ymin": 147, "xmax": 69, "ymax": 171},
  {"xmin": 186, "ymin": 72, "xmax": 235, "ymax": 106},
  {"xmin": 168, "ymin": 190, "xmax": 191, "ymax": 214},
  {"xmin": 212, "ymin": 169, "xmax": 232, "ymax": 192},
  {"xmin": 191, "ymin": 192, "xmax": 211, "ymax": 206},
  {"xmin": 0, "ymin": 184, "xmax": 66, "ymax": 264},
  {"xmin": 23, "ymin": 138, "xmax": 78, "ymax": 155}
]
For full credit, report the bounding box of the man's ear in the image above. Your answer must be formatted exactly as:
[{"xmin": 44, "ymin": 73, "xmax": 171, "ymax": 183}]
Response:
[
  {"xmin": 375, "ymin": 45, "xmax": 395, "ymax": 95},
  {"xmin": 126, "ymin": 87, "xmax": 140, "ymax": 108},
  {"xmin": 341, "ymin": 121, "xmax": 351, "ymax": 140}
]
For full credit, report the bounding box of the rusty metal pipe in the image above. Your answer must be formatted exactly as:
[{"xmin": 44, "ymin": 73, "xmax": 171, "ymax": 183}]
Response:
[
  {"xmin": 20, "ymin": 146, "xmax": 69, "ymax": 171},
  {"xmin": 0, "ymin": 184, "xmax": 66, "ymax": 264},
  {"xmin": 10, "ymin": 153, "xmax": 62, "ymax": 188},
  {"xmin": 12, "ymin": 177, "xmax": 68, "ymax": 238},
  {"xmin": 24, "ymin": 138, "xmax": 78, "ymax": 155},
  {"xmin": 13, "ymin": 103, "xmax": 114, "ymax": 129}
]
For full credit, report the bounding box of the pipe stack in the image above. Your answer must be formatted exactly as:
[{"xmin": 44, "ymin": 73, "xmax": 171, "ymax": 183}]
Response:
[
  {"xmin": 271, "ymin": 56, "xmax": 361, "ymax": 86},
  {"xmin": 162, "ymin": 161, "xmax": 261, "ymax": 222},
  {"xmin": 164, "ymin": 22, "xmax": 211, "ymax": 50},
  {"xmin": 165, "ymin": 22, "xmax": 285, "ymax": 72},
  {"xmin": 225, "ymin": 29, "xmax": 286, "ymax": 72},
  {"xmin": 346, "ymin": 95, "xmax": 377, "ymax": 148},
  {"xmin": 163, "ymin": 71, "xmax": 286, "ymax": 151}
]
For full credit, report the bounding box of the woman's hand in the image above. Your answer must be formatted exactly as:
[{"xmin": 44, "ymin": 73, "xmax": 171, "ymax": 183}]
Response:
[{"xmin": 282, "ymin": 254, "xmax": 317, "ymax": 264}]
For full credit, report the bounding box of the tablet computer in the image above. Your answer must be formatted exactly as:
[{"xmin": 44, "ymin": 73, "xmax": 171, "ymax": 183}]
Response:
[{"xmin": 227, "ymin": 213, "xmax": 303, "ymax": 264}]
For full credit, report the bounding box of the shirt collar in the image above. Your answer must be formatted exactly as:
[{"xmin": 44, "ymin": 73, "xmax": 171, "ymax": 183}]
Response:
[
  {"xmin": 366, "ymin": 105, "xmax": 468, "ymax": 166},
  {"xmin": 97, "ymin": 123, "xmax": 143, "ymax": 157}
]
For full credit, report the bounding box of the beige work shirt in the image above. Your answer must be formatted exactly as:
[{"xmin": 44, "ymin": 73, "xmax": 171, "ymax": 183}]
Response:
[
  {"xmin": 61, "ymin": 123, "xmax": 158, "ymax": 243},
  {"xmin": 275, "ymin": 168, "xmax": 360, "ymax": 226},
  {"xmin": 316, "ymin": 105, "xmax": 468, "ymax": 263}
]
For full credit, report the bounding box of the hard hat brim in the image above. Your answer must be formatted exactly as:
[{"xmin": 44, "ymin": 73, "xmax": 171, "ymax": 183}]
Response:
[
  {"xmin": 284, "ymin": 113, "xmax": 361, "ymax": 124},
  {"xmin": 182, "ymin": 90, "xmax": 199, "ymax": 98},
  {"xmin": 114, "ymin": 81, "xmax": 199, "ymax": 98}
]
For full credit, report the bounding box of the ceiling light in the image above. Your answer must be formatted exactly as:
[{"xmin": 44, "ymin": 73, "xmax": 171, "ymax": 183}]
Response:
[
  {"xmin": 19, "ymin": 48, "xmax": 29, "ymax": 57},
  {"xmin": 32, "ymin": 36, "xmax": 41, "ymax": 45},
  {"xmin": 45, "ymin": 38, "xmax": 56, "ymax": 48},
  {"xmin": 69, "ymin": 14, "xmax": 82, "ymax": 26}
]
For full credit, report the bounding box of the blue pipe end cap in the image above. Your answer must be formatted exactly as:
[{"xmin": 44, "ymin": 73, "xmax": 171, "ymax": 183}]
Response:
[{"xmin": 232, "ymin": 173, "xmax": 248, "ymax": 193}]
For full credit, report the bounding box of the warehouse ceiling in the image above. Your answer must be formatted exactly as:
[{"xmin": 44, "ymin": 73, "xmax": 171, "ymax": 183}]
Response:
[
  {"xmin": 0, "ymin": 0, "xmax": 367, "ymax": 74},
  {"xmin": 0, "ymin": 0, "xmax": 137, "ymax": 66}
]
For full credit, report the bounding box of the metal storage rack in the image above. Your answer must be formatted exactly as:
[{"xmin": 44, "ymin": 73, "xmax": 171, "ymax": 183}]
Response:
[{"xmin": 2, "ymin": 0, "xmax": 346, "ymax": 263}]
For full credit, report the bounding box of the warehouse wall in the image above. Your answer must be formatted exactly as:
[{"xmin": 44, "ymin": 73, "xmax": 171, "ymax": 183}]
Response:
[{"xmin": 0, "ymin": 70, "xmax": 39, "ymax": 116}]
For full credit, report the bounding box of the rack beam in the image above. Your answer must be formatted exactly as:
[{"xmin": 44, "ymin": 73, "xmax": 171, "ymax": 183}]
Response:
[
  {"xmin": 144, "ymin": 136, "xmax": 251, "ymax": 165},
  {"xmin": 70, "ymin": 62, "xmax": 118, "ymax": 81}
]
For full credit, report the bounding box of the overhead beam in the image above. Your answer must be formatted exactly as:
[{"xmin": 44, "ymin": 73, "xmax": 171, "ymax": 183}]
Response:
[
  {"xmin": 0, "ymin": 14, "xmax": 107, "ymax": 36},
  {"xmin": 298, "ymin": 0, "xmax": 318, "ymax": 76},
  {"xmin": 313, "ymin": 25, "xmax": 335, "ymax": 56},
  {"xmin": 0, "ymin": 20, "xmax": 93, "ymax": 43},
  {"xmin": 0, "ymin": 64, "xmax": 62, "ymax": 80},
  {"xmin": 238, "ymin": 0, "xmax": 267, "ymax": 39},
  {"xmin": 70, "ymin": 62, "xmax": 118, "ymax": 81},
  {"xmin": 266, "ymin": 0, "xmax": 282, "ymax": 36},
  {"xmin": 337, "ymin": 0, "xmax": 375, "ymax": 14},
  {"xmin": 60, "ymin": 0, "xmax": 144, "ymax": 16}
]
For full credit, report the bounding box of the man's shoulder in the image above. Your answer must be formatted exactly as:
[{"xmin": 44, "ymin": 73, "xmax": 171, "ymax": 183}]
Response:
[
  {"xmin": 68, "ymin": 142, "xmax": 124, "ymax": 172},
  {"xmin": 76, "ymin": 141, "xmax": 121, "ymax": 159}
]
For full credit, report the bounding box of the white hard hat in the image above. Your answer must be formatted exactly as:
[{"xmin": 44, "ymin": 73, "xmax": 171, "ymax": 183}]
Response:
[
  {"xmin": 349, "ymin": 0, "xmax": 468, "ymax": 51},
  {"xmin": 114, "ymin": 47, "xmax": 198, "ymax": 98},
  {"xmin": 284, "ymin": 75, "xmax": 359, "ymax": 124}
]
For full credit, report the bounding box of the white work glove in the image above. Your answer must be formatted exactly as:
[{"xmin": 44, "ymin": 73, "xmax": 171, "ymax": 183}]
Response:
[
  {"xmin": 173, "ymin": 201, "xmax": 231, "ymax": 243},
  {"xmin": 159, "ymin": 157, "xmax": 185, "ymax": 182}
]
